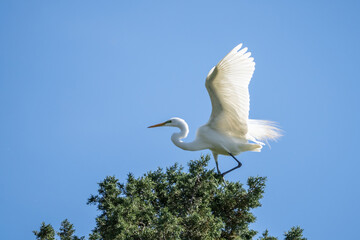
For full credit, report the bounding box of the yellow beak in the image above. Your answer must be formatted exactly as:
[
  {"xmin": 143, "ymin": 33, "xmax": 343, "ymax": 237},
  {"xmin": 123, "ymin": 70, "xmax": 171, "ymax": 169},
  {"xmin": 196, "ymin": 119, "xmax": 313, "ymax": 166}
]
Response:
[{"xmin": 148, "ymin": 122, "xmax": 167, "ymax": 128}]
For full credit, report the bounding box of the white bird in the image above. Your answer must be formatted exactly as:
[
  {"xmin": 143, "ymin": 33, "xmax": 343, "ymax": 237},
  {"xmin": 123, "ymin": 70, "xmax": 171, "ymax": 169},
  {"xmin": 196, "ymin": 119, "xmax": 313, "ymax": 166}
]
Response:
[{"xmin": 148, "ymin": 44, "xmax": 282, "ymax": 176}]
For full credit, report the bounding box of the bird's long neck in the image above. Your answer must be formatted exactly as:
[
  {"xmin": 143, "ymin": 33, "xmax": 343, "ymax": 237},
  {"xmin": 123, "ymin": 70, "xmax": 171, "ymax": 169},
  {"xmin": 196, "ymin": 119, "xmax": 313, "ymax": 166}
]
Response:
[{"xmin": 171, "ymin": 120, "xmax": 205, "ymax": 151}]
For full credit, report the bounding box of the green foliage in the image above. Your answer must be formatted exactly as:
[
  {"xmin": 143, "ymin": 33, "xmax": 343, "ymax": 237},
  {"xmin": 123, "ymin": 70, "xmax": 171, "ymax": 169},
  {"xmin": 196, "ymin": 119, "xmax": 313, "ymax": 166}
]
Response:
[
  {"xmin": 258, "ymin": 230, "xmax": 278, "ymax": 240},
  {"xmin": 33, "ymin": 222, "xmax": 55, "ymax": 240},
  {"xmin": 34, "ymin": 155, "xmax": 306, "ymax": 240},
  {"xmin": 87, "ymin": 155, "xmax": 262, "ymax": 239},
  {"xmin": 58, "ymin": 219, "xmax": 75, "ymax": 240},
  {"xmin": 284, "ymin": 226, "xmax": 307, "ymax": 240},
  {"xmin": 34, "ymin": 220, "xmax": 84, "ymax": 240}
]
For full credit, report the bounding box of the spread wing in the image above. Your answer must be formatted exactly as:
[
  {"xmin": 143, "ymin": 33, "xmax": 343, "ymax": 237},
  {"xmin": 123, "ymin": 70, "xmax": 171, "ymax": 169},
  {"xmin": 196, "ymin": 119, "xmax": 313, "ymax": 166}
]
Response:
[{"xmin": 205, "ymin": 43, "xmax": 255, "ymax": 138}]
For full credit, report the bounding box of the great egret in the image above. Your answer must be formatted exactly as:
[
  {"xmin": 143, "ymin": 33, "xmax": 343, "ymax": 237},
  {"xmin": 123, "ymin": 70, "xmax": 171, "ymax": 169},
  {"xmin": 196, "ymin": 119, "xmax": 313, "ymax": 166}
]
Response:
[{"xmin": 148, "ymin": 44, "xmax": 281, "ymax": 176}]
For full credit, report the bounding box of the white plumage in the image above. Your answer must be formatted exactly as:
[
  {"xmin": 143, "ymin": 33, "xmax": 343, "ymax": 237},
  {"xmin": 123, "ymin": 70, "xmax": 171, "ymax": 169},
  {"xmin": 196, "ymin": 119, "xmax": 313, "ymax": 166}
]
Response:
[{"xmin": 149, "ymin": 44, "xmax": 282, "ymax": 176}]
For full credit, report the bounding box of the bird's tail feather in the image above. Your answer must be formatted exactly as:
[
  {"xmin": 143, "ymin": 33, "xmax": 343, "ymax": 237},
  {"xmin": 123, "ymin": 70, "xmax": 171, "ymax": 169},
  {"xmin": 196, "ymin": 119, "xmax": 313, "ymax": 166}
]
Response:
[{"xmin": 247, "ymin": 119, "xmax": 282, "ymax": 145}]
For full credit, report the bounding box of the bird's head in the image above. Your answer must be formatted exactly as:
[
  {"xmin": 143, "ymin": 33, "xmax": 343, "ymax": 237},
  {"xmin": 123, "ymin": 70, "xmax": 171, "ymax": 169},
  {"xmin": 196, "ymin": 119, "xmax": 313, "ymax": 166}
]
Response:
[{"xmin": 148, "ymin": 117, "xmax": 184, "ymax": 128}]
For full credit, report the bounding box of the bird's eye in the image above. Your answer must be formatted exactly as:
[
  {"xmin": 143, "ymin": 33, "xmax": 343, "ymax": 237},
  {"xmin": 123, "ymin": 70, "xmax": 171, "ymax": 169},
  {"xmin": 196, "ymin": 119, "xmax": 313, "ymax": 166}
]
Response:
[{"xmin": 166, "ymin": 120, "xmax": 172, "ymax": 124}]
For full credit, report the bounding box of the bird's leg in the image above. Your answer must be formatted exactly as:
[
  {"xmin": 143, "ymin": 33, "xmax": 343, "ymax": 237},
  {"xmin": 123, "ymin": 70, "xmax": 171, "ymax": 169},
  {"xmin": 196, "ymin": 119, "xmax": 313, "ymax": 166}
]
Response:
[
  {"xmin": 215, "ymin": 159, "xmax": 221, "ymax": 175},
  {"xmin": 215, "ymin": 158, "xmax": 226, "ymax": 184},
  {"xmin": 212, "ymin": 153, "xmax": 222, "ymax": 175},
  {"xmin": 221, "ymin": 153, "xmax": 242, "ymax": 176}
]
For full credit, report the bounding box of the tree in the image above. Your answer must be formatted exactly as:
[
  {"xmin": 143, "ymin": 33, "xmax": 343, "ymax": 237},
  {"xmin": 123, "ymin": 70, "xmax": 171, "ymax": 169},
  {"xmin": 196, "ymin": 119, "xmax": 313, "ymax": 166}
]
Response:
[
  {"xmin": 57, "ymin": 219, "xmax": 85, "ymax": 240},
  {"xmin": 58, "ymin": 219, "xmax": 75, "ymax": 240},
  {"xmin": 33, "ymin": 222, "xmax": 55, "ymax": 240},
  {"xmin": 284, "ymin": 227, "xmax": 306, "ymax": 240},
  {"xmin": 35, "ymin": 155, "xmax": 306, "ymax": 239},
  {"xmin": 34, "ymin": 219, "xmax": 84, "ymax": 240},
  {"xmin": 259, "ymin": 230, "xmax": 278, "ymax": 240}
]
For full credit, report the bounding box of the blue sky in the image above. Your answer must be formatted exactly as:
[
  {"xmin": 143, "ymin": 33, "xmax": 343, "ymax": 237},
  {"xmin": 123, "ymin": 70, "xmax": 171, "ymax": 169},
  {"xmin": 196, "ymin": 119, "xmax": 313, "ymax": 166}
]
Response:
[{"xmin": 1, "ymin": 0, "xmax": 359, "ymax": 239}]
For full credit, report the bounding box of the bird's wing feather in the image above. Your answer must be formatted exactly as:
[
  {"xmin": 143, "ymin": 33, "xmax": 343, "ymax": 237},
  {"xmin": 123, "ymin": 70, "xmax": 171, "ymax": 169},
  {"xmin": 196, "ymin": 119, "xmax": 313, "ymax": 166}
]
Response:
[{"xmin": 205, "ymin": 44, "xmax": 255, "ymax": 138}]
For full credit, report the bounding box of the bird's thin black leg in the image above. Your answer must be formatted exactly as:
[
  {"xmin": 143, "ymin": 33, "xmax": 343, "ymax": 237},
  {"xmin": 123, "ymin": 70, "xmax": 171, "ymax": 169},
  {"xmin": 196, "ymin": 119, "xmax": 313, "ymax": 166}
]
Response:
[
  {"xmin": 215, "ymin": 159, "xmax": 221, "ymax": 175},
  {"xmin": 221, "ymin": 153, "xmax": 242, "ymax": 176}
]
